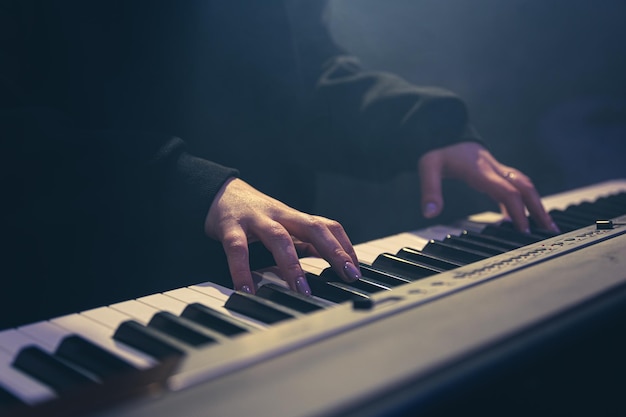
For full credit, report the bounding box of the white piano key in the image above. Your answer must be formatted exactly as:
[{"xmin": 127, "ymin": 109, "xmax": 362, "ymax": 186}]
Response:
[
  {"xmin": 136, "ymin": 294, "xmax": 187, "ymax": 315},
  {"xmin": 541, "ymin": 179, "xmax": 626, "ymax": 211},
  {"xmin": 51, "ymin": 314, "xmax": 156, "ymax": 369},
  {"xmin": 17, "ymin": 321, "xmax": 67, "ymax": 351},
  {"xmin": 367, "ymin": 233, "xmax": 429, "ymax": 253},
  {"xmin": 81, "ymin": 306, "xmax": 133, "ymax": 329},
  {"xmin": 464, "ymin": 211, "xmax": 505, "ymax": 226},
  {"xmin": 353, "ymin": 245, "xmax": 382, "ymax": 265},
  {"xmin": 164, "ymin": 288, "xmax": 267, "ymax": 330},
  {"xmin": 189, "ymin": 281, "xmax": 234, "ymax": 301},
  {"xmin": 358, "ymin": 237, "xmax": 398, "ymax": 253},
  {"xmin": 252, "ymin": 269, "xmax": 287, "ymax": 287},
  {"xmin": 163, "ymin": 287, "xmax": 223, "ymax": 306},
  {"xmin": 109, "ymin": 300, "xmax": 159, "ymax": 324},
  {"xmin": 0, "ymin": 330, "xmax": 40, "ymax": 356},
  {"xmin": 298, "ymin": 257, "xmax": 329, "ymax": 276},
  {"xmin": 408, "ymin": 226, "xmax": 465, "ymax": 242},
  {"xmin": 0, "ymin": 350, "xmax": 56, "ymax": 405}
]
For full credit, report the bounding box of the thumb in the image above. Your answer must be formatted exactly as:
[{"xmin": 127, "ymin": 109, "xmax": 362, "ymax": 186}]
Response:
[{"xmin": 418, "ymin": 151, "xmax": 445, "ymax": 219}]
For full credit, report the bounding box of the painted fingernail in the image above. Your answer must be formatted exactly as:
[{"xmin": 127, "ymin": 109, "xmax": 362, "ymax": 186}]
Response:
[
  {"xmin": 239, "ymin": 285, "xmax": 252, "ymax": 294},
  {"xmin": 343, "ymin": 262, "xmax": 361, "ymax": 282},
  {"xmin": 423, "ymin": 202, "xmax": 438, "ymax": 218},
  {"xmin": 295, "ymin": 277, "xmax": 311, "ymax": 296}
]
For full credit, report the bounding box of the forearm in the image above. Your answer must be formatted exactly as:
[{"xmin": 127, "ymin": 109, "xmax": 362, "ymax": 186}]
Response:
[
  {"xmin": 297, "ymin": 56, "xmax": 483, "ymax": 179},
  {"xmin": 2, "ymin": 106, "xmax": 238, "ymax": 240}
]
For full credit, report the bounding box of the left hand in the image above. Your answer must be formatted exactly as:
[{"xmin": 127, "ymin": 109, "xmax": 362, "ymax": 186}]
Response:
[
  {"xmin": 204, "ymin": 178, "xmax": 361, "ymax": 295},
  {"xmin": 417, "ymin": 142, "xmax": 559, "ymax": 233}
]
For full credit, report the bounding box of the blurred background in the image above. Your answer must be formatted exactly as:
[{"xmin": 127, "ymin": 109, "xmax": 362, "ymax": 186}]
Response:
[{"xmin": 314, "ymin": 0, "xmax": 626, "ymax": 243}]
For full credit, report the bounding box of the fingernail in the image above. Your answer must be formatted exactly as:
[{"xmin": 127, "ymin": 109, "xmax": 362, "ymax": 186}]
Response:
[
  {"xmin": 295, "ymin": 277, "xmax": 311, "ymax": 296},
  {"xmin": 343, "ymin": 262, "xmax": 361, "ymax": 282},
  {"xmin": 423, "ymin": 202, "xmax": 438, "ymax": 218},
  {"xmin": 239, "ymin": 285, "xmax": 252, "ymax": 294},
  {"xmin": 523, "ymin": 228, "xmax": 531, "ymax": 235}
]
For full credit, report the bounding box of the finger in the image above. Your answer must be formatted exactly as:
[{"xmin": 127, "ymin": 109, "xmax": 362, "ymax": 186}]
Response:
[
  {"xmin": 220, "ymin": 225, "xmax": 255, "ymax": 294},
  {"xmin": 480, "ymin": 169, "xmax": 531, "ymax": 233},
  {"xmin": 418, "ymin": 151, "xmax": 444, "ymax": 219},
  {"xmin": 288, "ymin": 215, "xmax": 361, "ymax": 283},
  {"xmin": 507, "ymin": 173, "xmax": 559, "ymax": 233},
  {"xmin": 326, "ymin": 218, "xmax": 361, "ymax": 281},
  {"xmin": 250, "ymin": 219, "xmax": 312, "ymax": 296}
]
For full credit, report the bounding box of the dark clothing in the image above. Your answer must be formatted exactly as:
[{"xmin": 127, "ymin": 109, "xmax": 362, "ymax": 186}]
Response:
[{"xmin": 0, "ymin": 0, "xmax": 480, "ymax": 328}]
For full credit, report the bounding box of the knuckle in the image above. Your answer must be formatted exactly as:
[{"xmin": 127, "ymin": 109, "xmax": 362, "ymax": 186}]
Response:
[
  {"xmin": 265, "ymin": 222, "xmax": 290, "ymax": 243},
  {"xmin": 332, "ymin": 246, "xmax": 348, "ymax": 259},
  {"xmin": 325, "ymin": 218, "xmax": 344, "ymax": 234},
  {"xmin": 222, "ymin": 236, "xmax": 248, "ymax": 257},
  {"xmin": 307, "ymin": 215, "xmax": 330, "ymax": 233}
]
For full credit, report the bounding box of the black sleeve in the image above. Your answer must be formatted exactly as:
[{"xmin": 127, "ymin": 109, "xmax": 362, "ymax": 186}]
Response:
[
  {"xmin": 0, "ymin": 0, "xmax": 238, "ymax": 239},
  {"xmin": 286, "ymin": 0, "xmax": 483, "ymax": 180},
  {"xmin": 0, "ymin": 1, "xmax": 240, "ymax": 326},
  {"xmin": 1, "ymin": 106, "xmax": 238, "ymax": 251}
]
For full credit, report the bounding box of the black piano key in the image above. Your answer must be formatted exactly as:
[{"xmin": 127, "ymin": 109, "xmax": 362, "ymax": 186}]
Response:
[
  {"xmin": 358, "ymin": 264, "xmax": 412, "ymax": 287},
  {"xmin": 372, "ymin": 253, "xmax": 443, "ymax": 280},
  {"xmin": 306, "ymin": 273, "xmax": 370, "ymax": 303},
  {"xmin": 337, "ymin": 277, "xmax": 390, "ymax": 294},
  {"xmin": 566, "ymin": 202, "xmax": 618, "ymax": 219},
  {"xmin": 256, "ymin": 283, "xmax": 328, "ymax": 313},
  {"xmin": 525, "ymin": 221, "xmax": 561, "ymax": 238},
  {"xmin": 567, "ymin": 202, "xmax": 624, "ymax": 221},
  {"xmin": 553, "ymin": 221, "xmax": 580, "ymax": 233},
  {"xmin": 498, "ymin": 220, "xmax": 558, "ymax": 239},
  {"xmin": 459, "ymin": 230, "xmax": 521, "ymax": 251},
  {"xmin": 113, "ymin": 320, "xmax": 186, "ymax": 360},
  {"xmin": 395, "ymin": 247, "xmax": 463, "ymax": 270},
  {"xmin": 224, "ymin": 291, "xmax": 301, "ymax": 324},
  {"xmin": 543, "ymin": 213, "xmax": 582, "ymax": 233},
  {"xmin": 494, "ymin": 222, "xmax": 549, "ymax": 240},
  {"xmin": 608, "ymin": 191, "xmax": 626, "ymax": 202},
  {"xmin": 443, "ymin": 235, "xmax": 506, "ymax": 256},
  {"xmin": 585, "ymin": 203, "xmax": 625, "ymax": 219},
  {"xmin": 0, "ymin": 384, "xmax": 25, "ymax": 411},
  {"xmin": 12, "ymin": 346, "xmax": 98, "ymax": 394},
  {"xmin": 181, "ymin": 303, "xmax": 255, "ymax": 337},
  {"xmin": 421, "ymin": 241, "xmax": 489, "ymax": 264},
  {"xmin": 311, "ymin": 274, "xmax": 373, "ymax": 298},
  {"xmin": 601, "ymin": 193, "xmax": 626, "ymax": 212},
  {"xmin": 319, "ymin": 268, "xmax": 391, "ymax": 293},
  {"xmin": 56, "ymin": 335, "xmax": 137, "ymax": 380},
  {"xmin": 591, "ymin": 196, "xmax": 623, "ymax": 212},
  {"xmin": 148, "ymin": 312, "xmax": 220, "ymax": 348},
  {"xmin": 549, "ymin": 211, "xmax": 594, "ymax": 228},
  {"xmin": 480, "ymin": 224, "xmax": 543, "ymax": 246}
]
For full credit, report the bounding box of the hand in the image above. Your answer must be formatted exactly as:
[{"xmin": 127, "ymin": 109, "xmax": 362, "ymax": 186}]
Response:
[
  {"xmin": 204, "ymin": 177, "xmax": 361, "ymax": 295},
  {"xmin": 417, "ymin": 142, "xmax": 559, "ymax": 233}
]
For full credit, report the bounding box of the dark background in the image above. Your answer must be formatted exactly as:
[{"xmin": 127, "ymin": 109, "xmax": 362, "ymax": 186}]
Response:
[{"xmin": 314, "ymin": 0, "xmax": 626, "ymax": 243}]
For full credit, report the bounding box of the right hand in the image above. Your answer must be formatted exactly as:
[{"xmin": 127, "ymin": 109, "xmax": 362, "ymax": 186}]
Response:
[{"xmin": 418, "ymin": 142, "xmax": 559, "ymax": 233}]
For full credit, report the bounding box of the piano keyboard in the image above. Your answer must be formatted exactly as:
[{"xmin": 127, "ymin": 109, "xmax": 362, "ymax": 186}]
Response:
[{"xmin": 1, "ymin": 179, "xmax": 626, "ymax": 417}]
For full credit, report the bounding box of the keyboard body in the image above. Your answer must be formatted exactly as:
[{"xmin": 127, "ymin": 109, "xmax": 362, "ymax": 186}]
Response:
[{"xmin": 2, "ymin": 180, "xmax": 626, "ymax": 417}]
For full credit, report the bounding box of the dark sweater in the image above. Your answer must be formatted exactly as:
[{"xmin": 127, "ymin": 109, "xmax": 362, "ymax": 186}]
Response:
[{"xmin": 0, "ymin": 0, "xmax": 480, "ymax": 328}]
